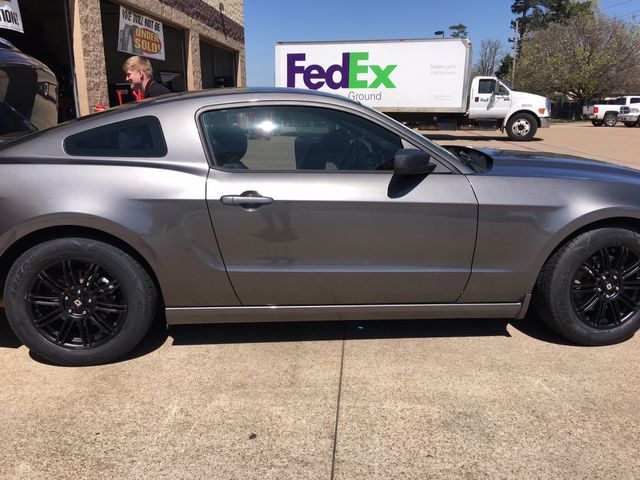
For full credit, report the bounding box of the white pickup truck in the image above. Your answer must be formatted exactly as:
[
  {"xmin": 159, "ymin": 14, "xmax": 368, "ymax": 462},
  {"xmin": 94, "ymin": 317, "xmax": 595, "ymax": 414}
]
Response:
[
  {"xmin": 618, "ymin": 105, "xmax": 640, "ymax": 127},
  {"xmin": 583, "ymin": 95, "xmax": 640, "ymax": 127}
]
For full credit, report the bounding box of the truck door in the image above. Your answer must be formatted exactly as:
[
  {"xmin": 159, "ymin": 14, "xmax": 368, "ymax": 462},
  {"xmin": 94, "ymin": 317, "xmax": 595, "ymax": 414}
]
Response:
[{"xmin": 469, "ymin": 78, "xmax": 511, "ymax": 120}]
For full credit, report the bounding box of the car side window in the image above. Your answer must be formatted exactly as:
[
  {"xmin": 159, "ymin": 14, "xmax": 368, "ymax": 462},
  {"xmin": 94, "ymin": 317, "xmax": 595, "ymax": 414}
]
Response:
[
  {"xmin": 64, "ymin": 116, "xmax": 167, "ymax": 157},
  {"xmin": 200, "ymin": 106, "xmax": 404, "ymax": 172},
  {"xmin": 631, "ymin": 98, "xmax": 640, "ymax": 104},
  {"xmin": 478, "ymin": 79, "xmax": 496, "ymax": 94}
]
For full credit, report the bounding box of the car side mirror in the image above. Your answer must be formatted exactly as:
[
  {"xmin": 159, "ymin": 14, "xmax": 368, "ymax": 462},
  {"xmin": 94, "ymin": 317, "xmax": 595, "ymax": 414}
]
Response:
[{"xmin": 393, "ymin": 149, "xmax": 434, "ymax": 175}]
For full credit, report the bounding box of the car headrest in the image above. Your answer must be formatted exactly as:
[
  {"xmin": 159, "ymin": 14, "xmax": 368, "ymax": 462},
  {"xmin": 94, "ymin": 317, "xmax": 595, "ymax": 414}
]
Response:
[
  {"xmin": 210, "ymin": 125, "xmax": 248, "ymax": 164},
  {"xmin": 321, "ymin": 128, "xmax": 350, "ymax": 155}
]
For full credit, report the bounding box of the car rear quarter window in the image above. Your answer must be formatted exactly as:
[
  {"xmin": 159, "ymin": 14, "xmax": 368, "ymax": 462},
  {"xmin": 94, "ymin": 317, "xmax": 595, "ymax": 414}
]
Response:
[
  {"xmin": 199, "ymin": 106, "xmax": 403, "ymax": 172},
  {"xmin": 64, "ymin": 116, "xmax": 167, "ymax": 157}
]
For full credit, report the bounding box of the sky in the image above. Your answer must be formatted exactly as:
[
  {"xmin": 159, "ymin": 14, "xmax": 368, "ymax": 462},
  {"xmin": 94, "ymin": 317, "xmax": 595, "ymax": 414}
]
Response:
[{"xmin": 243, "ymin": 0, "xmax": 640, "ymax": 87}]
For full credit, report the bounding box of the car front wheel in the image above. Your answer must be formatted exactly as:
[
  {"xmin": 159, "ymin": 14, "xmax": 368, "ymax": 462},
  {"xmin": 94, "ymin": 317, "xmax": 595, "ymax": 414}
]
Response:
[
  {"xmin": 4, "ymin": 238, "xmax": 157, "ymax": 366},
  {"xmin": 535, "ymin": 228, "xmax": 640, "ymax": 345}
]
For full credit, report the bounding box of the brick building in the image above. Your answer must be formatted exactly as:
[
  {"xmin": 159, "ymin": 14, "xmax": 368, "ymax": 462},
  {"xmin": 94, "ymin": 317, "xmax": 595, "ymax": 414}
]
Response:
[{"xmin": 1, "ymin": 0, "xmax": 245, "ymax": 118}]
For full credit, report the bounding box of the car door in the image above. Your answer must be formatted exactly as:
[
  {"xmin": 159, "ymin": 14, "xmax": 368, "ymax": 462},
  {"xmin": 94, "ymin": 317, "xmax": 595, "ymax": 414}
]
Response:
[{"xmin": 201, "ymin": 103, "xmax": 478, "ymax": 306}]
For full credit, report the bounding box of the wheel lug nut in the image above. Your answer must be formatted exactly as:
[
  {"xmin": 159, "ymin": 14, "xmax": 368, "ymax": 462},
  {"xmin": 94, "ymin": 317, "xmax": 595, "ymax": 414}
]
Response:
[
  {"xmin": 68, "ymin": 309, "xmax": 72, "ymax": 314},
  {"xmin": 88, "ymin": 299, "xmax": 92, "ymax": 303},
  {"xmin": 82, "ymin": 310, "xmax": 87, "ymax": 315},
  {"xmin": 64, "ymin": 296, "xmax": 69, "ymax": 300}
]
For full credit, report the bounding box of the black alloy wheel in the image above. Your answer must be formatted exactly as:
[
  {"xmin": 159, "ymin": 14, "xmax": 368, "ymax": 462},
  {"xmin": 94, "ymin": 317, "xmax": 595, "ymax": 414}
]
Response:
[
  {"xmin": 535, "ymin": 228, "xmax": 640, "ymax": 345},
  {"xmin": 5, "ymin": 238, "xmax": 157, "ymax": 366},
  {"xmin": 571, "ymin": 246, "xmax": 640, "ymax": 330},
  {"xmin": 25, "ymin": 259, "xmax": 127, "ymax": 349}
]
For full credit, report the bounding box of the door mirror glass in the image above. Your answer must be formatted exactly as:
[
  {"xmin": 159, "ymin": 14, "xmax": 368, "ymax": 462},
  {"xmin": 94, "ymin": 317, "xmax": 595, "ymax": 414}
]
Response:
[{"xmin": 393, "ymin": 149, "xmax": 433, "ymax": 175}]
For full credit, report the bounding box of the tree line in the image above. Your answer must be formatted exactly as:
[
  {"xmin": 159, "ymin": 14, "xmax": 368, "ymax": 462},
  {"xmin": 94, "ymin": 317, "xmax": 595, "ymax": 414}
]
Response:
[{"xmin": 451, "ymin": 1, "xmax": 640, "ymax": 101}]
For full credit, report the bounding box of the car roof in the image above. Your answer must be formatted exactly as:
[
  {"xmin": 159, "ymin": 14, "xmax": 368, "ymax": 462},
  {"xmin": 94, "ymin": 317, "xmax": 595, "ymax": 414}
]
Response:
[{"xmin": 137, "ymin": 86, "xmax": 363, "ymax": 107}]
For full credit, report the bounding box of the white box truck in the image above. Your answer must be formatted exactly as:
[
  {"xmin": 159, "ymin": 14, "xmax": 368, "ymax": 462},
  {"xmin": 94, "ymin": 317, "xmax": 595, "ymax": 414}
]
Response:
[{"xmin": 275, "ymin": 38, "xmax": 551, "ymax": 141}]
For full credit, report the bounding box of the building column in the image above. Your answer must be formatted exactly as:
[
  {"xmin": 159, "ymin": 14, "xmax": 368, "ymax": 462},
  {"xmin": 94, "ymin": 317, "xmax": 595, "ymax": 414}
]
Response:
[
  {"xmin": 70, "ymin": 0, "xmax": 109, "ymax": 115},
  {"xmin": 186, "ymin": 29, "xmax": 202, "ymax": 90}
]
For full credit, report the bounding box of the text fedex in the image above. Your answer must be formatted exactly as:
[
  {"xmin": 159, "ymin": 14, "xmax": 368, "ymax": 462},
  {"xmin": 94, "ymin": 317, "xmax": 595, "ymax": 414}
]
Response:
[{"xmin": 286, "ymin": 52, "xmax": 397, "ymax": 90}]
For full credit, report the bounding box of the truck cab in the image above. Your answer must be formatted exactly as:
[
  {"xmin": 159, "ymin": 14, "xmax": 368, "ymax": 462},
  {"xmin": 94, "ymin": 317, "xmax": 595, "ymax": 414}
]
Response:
[{"xmin": 468, "ymin": 76, "xmax": 551, "ymax": 141}]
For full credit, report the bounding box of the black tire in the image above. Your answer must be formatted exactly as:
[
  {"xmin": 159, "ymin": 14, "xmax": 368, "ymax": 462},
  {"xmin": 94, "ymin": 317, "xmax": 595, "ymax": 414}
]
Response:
[
  {"xmin": 603, "ymin": 112, "xmax": 618, "ymax": 127},
  {"xmin": 4, "ymin": 238, "xmax": 157, "ymax": 366},
  {"xmin": 591, "ymin": 120, "xmax": 603, "ymax": 127},
  {"xmin": 535, "ymin": 228, "xmax": 640, "ymax": 346},
  {"xmin": 623, "ymin": 122, "xmax": 637, "ymax": 128},
  {"xmin": 506, "ymin": 113, "xmax": 538, "ymax": 141}
]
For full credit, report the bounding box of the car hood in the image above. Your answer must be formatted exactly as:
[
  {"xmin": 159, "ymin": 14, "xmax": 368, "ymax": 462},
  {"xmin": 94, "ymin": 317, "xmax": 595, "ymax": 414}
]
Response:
[{"xmin": 474, "ymin": 148, "xmax": 640, "ymax": 183}]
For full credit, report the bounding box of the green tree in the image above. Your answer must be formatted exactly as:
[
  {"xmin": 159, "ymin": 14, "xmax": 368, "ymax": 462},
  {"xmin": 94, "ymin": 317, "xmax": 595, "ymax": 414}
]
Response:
[
  {"xmin": 448, "ymin": 24, "xmax": 468, "ymax": 38},
  {"xmin": 514, "ymin": 14, "xmax": 640, "ymax": 101},
  {"xmin": 511, "ymin": 0, "xmax": 594, "ymax": 47},
  {"xmin": 495, "ymin": 54, "xmax": 513, "ymax": 79}
]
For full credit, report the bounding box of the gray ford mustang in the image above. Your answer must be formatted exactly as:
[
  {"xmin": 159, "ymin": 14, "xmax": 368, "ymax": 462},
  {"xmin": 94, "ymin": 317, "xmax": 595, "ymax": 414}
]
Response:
[{"xmin": 1, "ymin": 88, "xmax": 639, "ymax": 365}]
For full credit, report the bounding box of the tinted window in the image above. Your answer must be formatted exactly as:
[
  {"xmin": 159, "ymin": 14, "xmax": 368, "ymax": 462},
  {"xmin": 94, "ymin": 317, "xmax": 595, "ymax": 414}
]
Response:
[
  {"xmin": 200, "ymin": 106, "xmax": 403, "ymax": 172},
  {"xmin": 64, "ymin": 116, "xmax": 166, "ymax": 157},
  {"xmin": 478, "ymin": 79, "xmax": 496, "ymax": 94},
  {"xmin": 631, "ymin": 98, "xmax": 640, "ymax": 104}
]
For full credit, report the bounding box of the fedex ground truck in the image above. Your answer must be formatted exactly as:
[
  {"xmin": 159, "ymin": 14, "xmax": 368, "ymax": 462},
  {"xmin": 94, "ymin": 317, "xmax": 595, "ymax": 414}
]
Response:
[{"xmin": 275, "ymin": 38, "xmax": 551, "ymax": 141}]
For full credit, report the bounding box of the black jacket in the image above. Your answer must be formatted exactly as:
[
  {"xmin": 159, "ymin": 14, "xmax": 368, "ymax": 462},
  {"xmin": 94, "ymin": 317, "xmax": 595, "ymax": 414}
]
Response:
[{"xmin": 144, "ymin": 80, "xmax": 171, "ymax": 98}]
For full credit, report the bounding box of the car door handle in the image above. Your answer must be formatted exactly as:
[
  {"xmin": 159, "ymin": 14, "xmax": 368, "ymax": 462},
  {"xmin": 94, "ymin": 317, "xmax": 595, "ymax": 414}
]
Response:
[{"xmin": 220, "ymin": 192, "xmax": 273, "ymax": 207}]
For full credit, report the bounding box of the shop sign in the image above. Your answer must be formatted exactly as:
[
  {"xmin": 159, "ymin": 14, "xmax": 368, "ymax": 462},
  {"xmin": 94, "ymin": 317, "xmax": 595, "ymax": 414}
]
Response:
[
  {"xmin": 0, "ymin": 0, "xmax": 23, "ymax": 33},
  {"xmin": 117, "ymin": 6, "xmax": 165, "ymax": 61}
]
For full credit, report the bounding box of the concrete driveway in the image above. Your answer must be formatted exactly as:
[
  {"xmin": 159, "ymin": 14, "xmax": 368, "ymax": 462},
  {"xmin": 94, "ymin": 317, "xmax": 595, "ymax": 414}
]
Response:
[
  {"xmin": 1, "ymin": 121, "xmax": 640, "ymax": 479},
  {"xmin": 425, "ymin": 120, "xmax": 640, "ymax": 169}
]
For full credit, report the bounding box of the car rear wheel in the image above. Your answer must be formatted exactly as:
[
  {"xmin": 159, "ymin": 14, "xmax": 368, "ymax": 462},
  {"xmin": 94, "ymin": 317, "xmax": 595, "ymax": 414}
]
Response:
[
  {"xmin": 535, "ymin": 228, "xmax": 640, "ymax": 345},
  {"xmin": 603, "ymin": 112, "xmax": 618, "ymax": 127},
  {"xmin": 506, "ymin": 113, "xmax": 538, "ymax": 141},
  {"xmin": 623, "ymin": 122, "xmax": 637, "ymax": 128},
  {"xmin": 4, "ymin": 238, "xmax": 157, "ymax": 366}
]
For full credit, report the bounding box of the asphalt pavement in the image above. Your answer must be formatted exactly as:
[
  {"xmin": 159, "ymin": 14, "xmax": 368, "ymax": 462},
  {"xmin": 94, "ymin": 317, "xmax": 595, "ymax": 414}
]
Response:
[{"xmin": 1, "ymin": 121, "xmax": 639, "ymax": 479}]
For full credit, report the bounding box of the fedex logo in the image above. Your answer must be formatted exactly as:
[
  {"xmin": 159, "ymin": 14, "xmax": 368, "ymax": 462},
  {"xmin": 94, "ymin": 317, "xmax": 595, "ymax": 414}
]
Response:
[{"xmin": 286, "ymin": 52, "xmax": 397, "ymax": 90}]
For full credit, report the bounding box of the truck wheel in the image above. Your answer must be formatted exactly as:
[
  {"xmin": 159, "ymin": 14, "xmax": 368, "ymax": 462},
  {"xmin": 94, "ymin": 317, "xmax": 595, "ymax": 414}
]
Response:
[
  {"xmin": 624, "ymin": 122, "xmax": 637, "ymax": 128},
  {"xmin": 603, "ymin": 112, "xmax": 618, "ymax": 127},
  {"xmin": 4, "ymin": 238, "xmax": 157, "ymax": 366},
  {"xmin": 591, "ymin": 120, "xmax": 603, "ymax": 127},
  {"xmin": 506, "ymin": 113, "xmax": 538, "ymax": 141}
]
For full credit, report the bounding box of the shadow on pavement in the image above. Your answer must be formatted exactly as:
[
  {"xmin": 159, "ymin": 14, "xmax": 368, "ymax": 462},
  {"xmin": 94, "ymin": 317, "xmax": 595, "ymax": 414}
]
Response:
[
  {"xmin": 169, "ymin": 317, "xmax": 512, "ymax": 347},
  {"xmin": 3, "ymin": 306, "xmax": 572, "ymax": 364},
  {"xmin": 508, "ymin": 309, "xmax": 575, "ymax": 346},
  {"xmin": 0, "ymin": 310, "xmax": 21, "ymax": 349}
]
